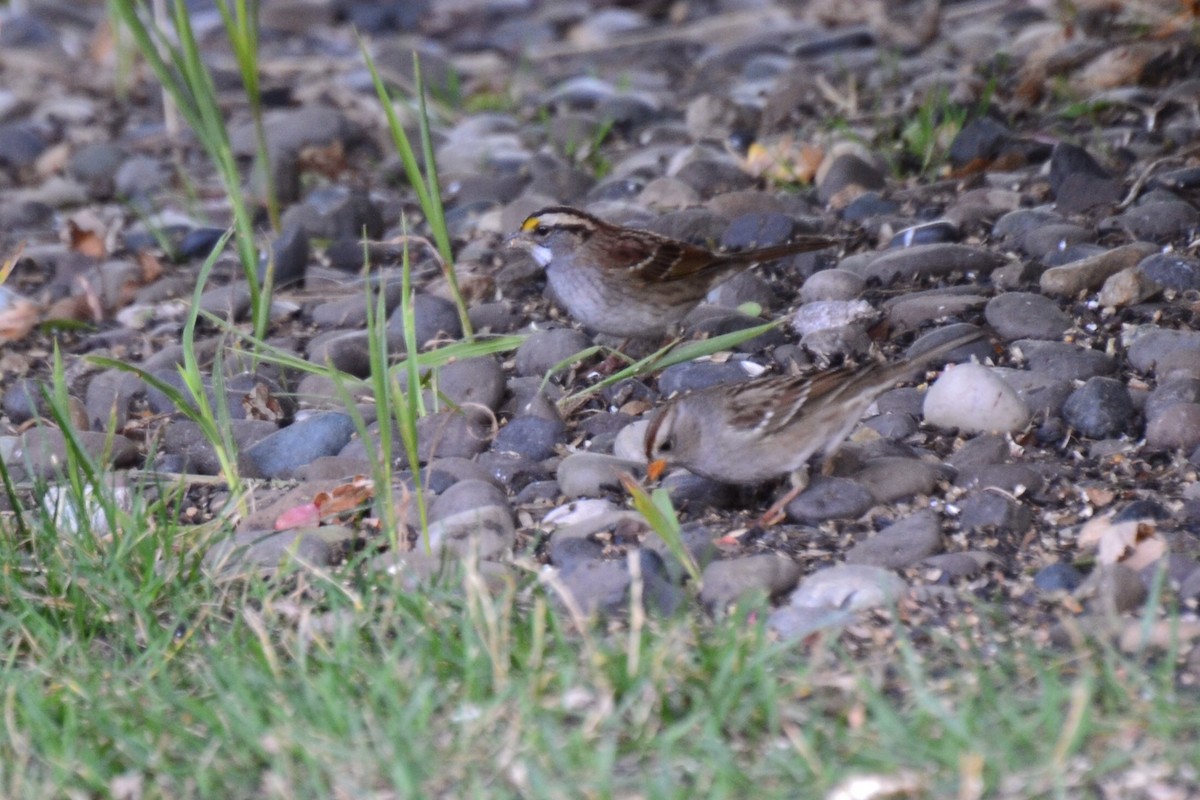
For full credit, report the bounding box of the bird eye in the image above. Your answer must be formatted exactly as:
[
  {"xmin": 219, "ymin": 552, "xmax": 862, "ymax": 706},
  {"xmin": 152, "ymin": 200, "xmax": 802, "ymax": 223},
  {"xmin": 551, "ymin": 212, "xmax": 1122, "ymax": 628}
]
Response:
[
  {"xmin": 658, "ymin": 438, "xmax": 672, "ymax": 453},
  {"xmin": 532, "ymin": 225, "xmax": 549, "ymax": 238}
]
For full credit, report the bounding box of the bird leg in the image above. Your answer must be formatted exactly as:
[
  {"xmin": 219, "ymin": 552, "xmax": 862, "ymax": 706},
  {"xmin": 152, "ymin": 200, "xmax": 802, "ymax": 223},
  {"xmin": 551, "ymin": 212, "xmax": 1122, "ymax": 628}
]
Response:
[{"xmin": 757, "ymin": 464, "xmax": 811, "ymax": 526}]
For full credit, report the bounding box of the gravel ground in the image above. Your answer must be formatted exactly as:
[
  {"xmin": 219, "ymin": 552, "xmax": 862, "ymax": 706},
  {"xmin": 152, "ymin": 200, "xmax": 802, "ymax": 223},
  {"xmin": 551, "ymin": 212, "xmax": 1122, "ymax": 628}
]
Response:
[{"xmin": 1, "ymin": 0, "xmax": 1200, "ymax": 661}]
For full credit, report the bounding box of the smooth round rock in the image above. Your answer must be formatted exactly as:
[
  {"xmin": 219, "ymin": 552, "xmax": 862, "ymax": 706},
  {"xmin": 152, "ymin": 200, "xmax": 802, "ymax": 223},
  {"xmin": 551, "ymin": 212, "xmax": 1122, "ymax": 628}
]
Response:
[
  {"xmin": 415, "ymin": 409, "xmax": 493, "ymax": 461},
  {"xmin": 1034, "ymin": 562, "xmax": 1084, "ymax": 593},
  {"xmin": 844, "ymin": 510, "xmax": 942, "ymax": 569},
  {"xmin": 243, "ymin": 412, "xmax": 356, "ymax": 479},
  {"xmin": 490, "ymin": 415, "xmax": 565, "ymax": 460},
  {"xmin": 557, "ymin": 550, "xmax": 683, "ymax": 617},
  {"xmin": 556, "ymin": 452, "xmax": 643, "ymax": 498},
  {"xmin": 924, "ymin": 363, "xmax": 1030, "ymax": 433},
  {"xmin": 1015, "ymin": 340, "xmax": 1114, "ymax": 381},
  {"xmin": 789, "ymin": 564, "xmax": 907, "ymax": 610},
  {"xmin": 785, "ymin": 476, "xmax": 876, "ymax": 523},
  {"xmin": 699, "ymin": 554, "xmax": 802, "ymax": 610},
  {"xmin": 1145, "ymin": 403, "xmax": 1200, "ymax": 451},
  {"xmin": 984, "ymin": 292, "xmax": 1070, "ymax": 341},
  {"xmin": 799, "ymin": 269, "xmax": 865, "ymax": 303},
  {"xmin": 1062, "ymin": 377, "xmax": 1133, "ymax": 439},
  {"xmin": 958, "ymin": 491, "xmax": 1032, "ymax": 533},
  {"xmin": 515, "ymin": 328, "xmax": 592, "ymax": 378},
  {"xmin": 853, "ymin": 457, "xmax": 940, "ymax": 503}
]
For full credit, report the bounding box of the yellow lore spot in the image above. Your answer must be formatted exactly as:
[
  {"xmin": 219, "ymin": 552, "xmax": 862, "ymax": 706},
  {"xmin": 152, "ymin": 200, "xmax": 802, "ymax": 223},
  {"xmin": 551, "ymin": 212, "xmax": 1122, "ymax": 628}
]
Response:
[{"xmin": 521, "ymin": 217, "xmax": 541, "ymax": 232}]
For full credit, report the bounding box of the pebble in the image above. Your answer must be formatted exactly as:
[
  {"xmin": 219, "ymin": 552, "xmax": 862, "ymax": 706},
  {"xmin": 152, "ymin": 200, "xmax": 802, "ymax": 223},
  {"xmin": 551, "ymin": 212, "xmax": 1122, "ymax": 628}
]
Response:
[
  {"xmin": 1014, "ymin": 339, "xmax": 1114, "ymax": 381},
  {"xmin": 555, "ymin": 550, "xmax": 683, "ymax": 617},
  {"xmin": 923, "ymin": 363, "xmax": 1031, "ymax": 433},
  {"xmin": 1137, "ymin": 252, "xmax": 1200, "ymax": 291},
  {"xmin": 1097, "ymin": 266, "xmax": 1162, "ymax": 307},
  {"xmin": 490, "ymin": 415, "xmax": 565, "ymax": 460},
  {"xmin": 791, "ymin": 299, "xmax": 876, "ymax": 337},
  {"xmin": 1061, "ymin": 377, "xmax": 1134, "ymax": 439},
  {"xmin": 1039, "ymin": 242, "xmax": 1158, "ymax": 296},
  {"xmin": 921, "ymin": 551, "xmax": 999, "ymax": 583},
  {"xmin": 845, "ymin": 510, "xmax": 942, "ymax": 569},
  {"xmin": 848, "ymin": 243, "xmax": 1007, "ymax": 285},
  {"xmin": 415, "ymin": 408, "xmax": 494, "ymax": 461},
  {"xmin": 785, "ymin": 476, "xmax": 875, "ymax": 523},
  {"xmin": 853, "ymin": 457, "xmax": 941, "ymax": 504},
  {"xmin": 204, "ymin": 527, "xmax": 341, "ymax": 577},
  {"xmin": 556, "ymin": 452, "xmax": 643, "ymax": 498},
  {"xmin": 1033, "ymin": 562, "xmax": 1085, "ymax": 593},
  {"xmin": 1124, "ymin": 328, "xmax": 1200, "ymax": 376},
  {"xmin": 514, "ymin": 328, "xmax": 593, "ymax": 378},
  {"xmin": 798, "ymin": 269, "xmax": 865, "ymax": 303},
  {"xmin": 984, "ymin": 292, "xmax": 1071, "ymax": 341},
  {"xmin": 788, "ymin": 564, "xmax": 908, "ymax": 611},
  {"xmin": 243, "ymin": 412, "xmax": 357, "ymax": 479},
  {"xmin": 11, "ymin": 427, "xmax": 140, "ymax": 481},
  {"xmin": 425, "ymin": 479, "xmax": 515, "ymax": 559},
  {"xmin": 699, "ymin": 555, "xmax": 802, "ymax": 611},
  {"xmin": 1144, "ymin": 403, "xmax": 1200, "ymax": 451},
  {"xmin": 957, "ymin": 491, "xmax": 1032, "ymax": 533}
]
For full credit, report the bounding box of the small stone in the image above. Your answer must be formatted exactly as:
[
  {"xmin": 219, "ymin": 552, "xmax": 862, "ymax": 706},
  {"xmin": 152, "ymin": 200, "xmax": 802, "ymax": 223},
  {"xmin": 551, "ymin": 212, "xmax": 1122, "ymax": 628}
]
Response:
[
  {"xmin": 491, "ymin": 415, "xmax": 565, "ymax": 460},
  {"xmin": 924, "ymin": 363, "xmax": 1030, "ymax": 433},
  {"xmin": 1074, "ymin": 564, "xmax": 1148, "ymax": 614},
  {"xmin": 799, "ymin": 269, "xmax": 865, "ymax": 302},
  {"xmin": 1137, "ymin": 252, "xmax": 1200, "ymax": 291},
  {"xmin": 515, "ymin": 328, "xmax": 592, "ymax": 378},
  {"xmin": 984, "ymin": 292, "xmax": 1071, "ymax": 341},
  {"xmin": 1062, "ymin": 377, "xmax": 1133, "ymax": 439},
  {"xmin": 789, "ymin": 564, "xmax": 907, "ymax": 610},
  {"xmin": 1097, "ymin": 266, "xmax": 1162, "ymax": 308},
  {"xmin": 853, "ymin": 457, "xmax": 940, "ymax": 504},
  {"xmin": 557, "ymin": 452, "xmax": 643, "ymax": 498},
  {"xmin": 557, "ymin": 550, "xmax": 683, "ymax": 617},
  {"xmin": 1015, "ymin": 339, "xmax": 1114, "ymax": 381},
  {"xmin": 1034, "ymin": 562, "xmax": 1085, "ymax": 593},
  {"xmin": 1125, "ymin": 328, "xmax": 1200, "ymax": 376},
  {"xmin": 791, "ymin": 299, "xmax": 876, "ymax": 337},
  {"xmin": 244, "ymin": 413, "xmax": 356, "ymax": 479},
  {"xmin": 699, "ymin": 554, "xmax": 801, "ymax": 610},
  {"xmin": 921, "ymin": 551, "xmax": 999, "ymax": 582},
  {"xmin": 957, "ymin": 491, "xmax": 1032, "ymax": 533},
  {"xmin": 850, "ymin": 244, "xmax": 1007, "ymax": 285},
  {"xmin": 1039, "ymin": 242, "xmax": 1158, "ymax": 296},
  {"xmin": 845, "ymin": 510, "xmax": 942, "ymax": 569},
  {"xmin": 785, "ymin": 476, "xmax": 876, "ymax": 523},
  {"xmin": 1144, "ymin": 403, "xmax": 1200, "ymax": 451},
  {"xmin": 415, "ymin": 408, "xmax": 493, "ymax": 461}
]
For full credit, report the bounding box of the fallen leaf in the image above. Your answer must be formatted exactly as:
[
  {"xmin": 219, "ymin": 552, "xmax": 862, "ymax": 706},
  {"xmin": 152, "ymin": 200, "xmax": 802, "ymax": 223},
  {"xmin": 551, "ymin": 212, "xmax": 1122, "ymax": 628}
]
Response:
[
  {"xmin": 314, "ymin": 477, "xmax": 375, "ymax": 518},
  {"xmin": 1078, "ymin": 515, "xmax": 1167, "ymax": 571},
  {"xmin": 66, "ymin": 216, "xmax": 107, "ymax": 258}
]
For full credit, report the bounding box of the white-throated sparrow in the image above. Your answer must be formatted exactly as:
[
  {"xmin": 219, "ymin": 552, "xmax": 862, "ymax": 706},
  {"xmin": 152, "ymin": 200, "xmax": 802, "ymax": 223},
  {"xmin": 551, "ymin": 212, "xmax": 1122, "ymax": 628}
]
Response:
[
  {"xmin": 508, "ymin": 206, "xmax": 834, "ymax": 338},
  {"xmin": 644, "ymin": 330, "xmax": 986, "ymax": 524}
]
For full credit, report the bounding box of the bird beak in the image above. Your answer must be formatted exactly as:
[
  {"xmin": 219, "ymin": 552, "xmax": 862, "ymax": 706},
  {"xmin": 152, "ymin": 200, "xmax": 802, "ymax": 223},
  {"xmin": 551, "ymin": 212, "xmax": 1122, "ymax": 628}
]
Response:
[{"xmin": 646, "ymin": 459, "xmax": 666, "ymax": 481}]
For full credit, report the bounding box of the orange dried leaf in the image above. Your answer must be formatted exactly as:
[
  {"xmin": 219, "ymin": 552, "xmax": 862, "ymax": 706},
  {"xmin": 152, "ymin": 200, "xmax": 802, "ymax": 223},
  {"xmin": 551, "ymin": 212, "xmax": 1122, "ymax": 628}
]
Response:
[
  {"xmin": 314, "ymin": 477, "xmax": 375, "ymax": 517},
  {"xmin": 67, "ymin": 219, "xmax": 106, "ymax": 258}
]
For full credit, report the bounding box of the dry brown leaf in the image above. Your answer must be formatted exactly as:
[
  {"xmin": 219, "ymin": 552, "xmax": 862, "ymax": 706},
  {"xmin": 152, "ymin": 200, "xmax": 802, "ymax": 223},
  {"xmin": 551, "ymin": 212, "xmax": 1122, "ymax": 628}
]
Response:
[
  {"xmin": 1085, "ymin": 486, "xmax": 1116, "ymax": 507},
  {"xmin": 242, "ymin": 382, "xmax": 285, "ymax": 422},
  {"xmin": 314, "ymin": 476, "xmax": 375, "ymax": 518},
  {"xmin": 67, "ymin": 217, "xmax": 107, "ymax": 259},
  {"xmin": 1078, "ymin": 515, "xmax": 1167, "ymax": 570},
  {"xmin": 135, "ymin": 249, "xmax": 165, "ymax": 283}
]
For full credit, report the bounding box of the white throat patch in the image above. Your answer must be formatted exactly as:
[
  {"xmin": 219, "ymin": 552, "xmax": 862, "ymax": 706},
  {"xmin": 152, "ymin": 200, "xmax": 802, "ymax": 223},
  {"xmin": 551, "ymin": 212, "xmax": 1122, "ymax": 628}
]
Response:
[{"xmin": 529, "ymin": 244, "xmax": 553, "ymax": 267}]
